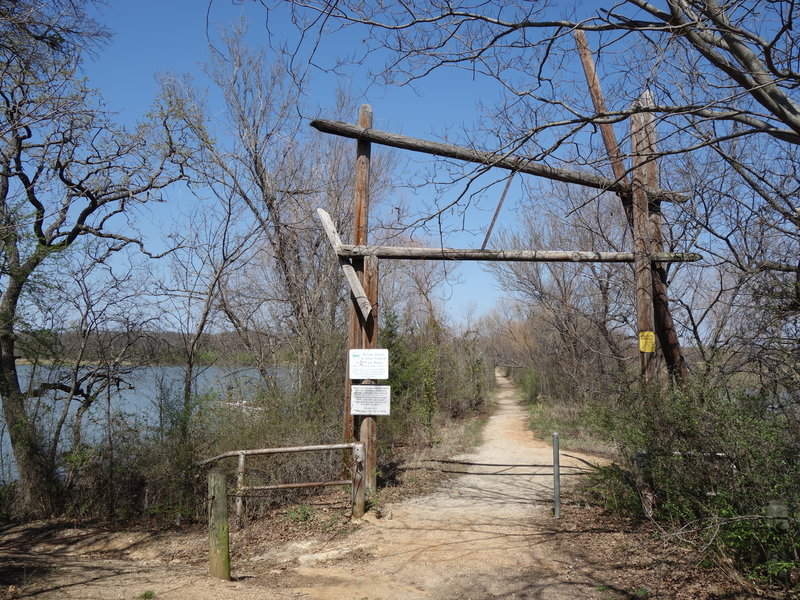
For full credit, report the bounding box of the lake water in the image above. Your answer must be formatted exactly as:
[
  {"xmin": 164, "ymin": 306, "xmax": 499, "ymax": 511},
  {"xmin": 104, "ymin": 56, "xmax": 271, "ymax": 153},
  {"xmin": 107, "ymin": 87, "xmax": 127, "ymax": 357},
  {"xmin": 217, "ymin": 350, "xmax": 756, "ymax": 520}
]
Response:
[{"xmin": 0, "ymin": 364, "xmax": 286, "ymax": 482}]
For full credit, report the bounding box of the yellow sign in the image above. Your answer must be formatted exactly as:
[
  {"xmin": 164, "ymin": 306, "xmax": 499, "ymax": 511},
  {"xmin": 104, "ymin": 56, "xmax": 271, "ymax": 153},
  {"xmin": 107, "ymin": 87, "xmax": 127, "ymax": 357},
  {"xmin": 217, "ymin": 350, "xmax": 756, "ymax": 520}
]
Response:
[{"xmin": 639, "ymin": 331, "xmax": 656, "ymax": 353}]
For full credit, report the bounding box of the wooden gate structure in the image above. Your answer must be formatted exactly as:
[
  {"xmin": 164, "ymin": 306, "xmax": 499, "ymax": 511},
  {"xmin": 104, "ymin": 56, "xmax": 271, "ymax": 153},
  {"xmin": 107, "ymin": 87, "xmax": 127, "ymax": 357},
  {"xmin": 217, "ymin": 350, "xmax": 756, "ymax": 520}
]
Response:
[{"xmin": 314, "ymin": 38, "xmax": 700, "ymax": 491}]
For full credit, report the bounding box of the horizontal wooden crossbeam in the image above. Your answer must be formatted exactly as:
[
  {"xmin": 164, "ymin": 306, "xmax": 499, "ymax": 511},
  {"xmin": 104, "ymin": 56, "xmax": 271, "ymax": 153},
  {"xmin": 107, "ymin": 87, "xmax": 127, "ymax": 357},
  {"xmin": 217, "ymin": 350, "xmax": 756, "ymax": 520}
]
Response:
[
  {"xmin": 311, "ymin": 119, "xmax": 688, "ymax": 204},
  {"xmin": 318, "ymin": 208, "xmax": 700, "ymax": 265},
  {"xmin": 339, "ymin": 245, "xmax": 702, "ymax": 263}
]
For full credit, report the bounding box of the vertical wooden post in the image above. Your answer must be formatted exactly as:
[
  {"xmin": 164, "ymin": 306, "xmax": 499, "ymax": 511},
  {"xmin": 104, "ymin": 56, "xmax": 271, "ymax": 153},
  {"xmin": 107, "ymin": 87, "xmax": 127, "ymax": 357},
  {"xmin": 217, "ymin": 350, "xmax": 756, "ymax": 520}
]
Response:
[
  {"xmin": 208, "ymin": 468, "xmax": 231, "ymax": 581},
  {"xmin": 353, "ymin": 105, "xmax": 372, "ymax": 246},
  {"xmin": 575, "ymin": 33, "xmax": 687, "ymax": 382},
  {"xmin": 360, "ymin": 415, "xmax": 378, "ymax": 492},
  {"xmin": 344, "ymin": 105, "xmax": 373, "ymax": 444},
  {"xmin": 631, "ymin": 94, "xmax": 656, "ymax": 381},
  {"xmin": 638, "ymin": 91, "xmax": 690, "ymax": 382},
  {"xmin": 234, "ymin": 452, "xmax": 245, "ymax": 529},
  {"xmin": 639, "ymin": 90, "xmax": 666, "ymax": 378},
  {"xmin": 351, "ymin": 442, "xmax": 366, "ymax": 518},
  {"xmin": 362, "ymin": 254, "xmax": 379, "ymax": 491},
  {"xmin": 345, "ymin": 105, "xmax": 379, "ymax": 493}
]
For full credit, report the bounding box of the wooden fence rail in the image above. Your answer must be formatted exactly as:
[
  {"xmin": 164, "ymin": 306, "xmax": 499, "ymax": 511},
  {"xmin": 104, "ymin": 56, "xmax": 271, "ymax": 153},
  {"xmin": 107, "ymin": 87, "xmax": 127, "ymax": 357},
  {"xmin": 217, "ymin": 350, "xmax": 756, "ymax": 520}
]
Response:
[{"xmin": 199, "ymin": 442, "xmax": 367, "ymax": 528}]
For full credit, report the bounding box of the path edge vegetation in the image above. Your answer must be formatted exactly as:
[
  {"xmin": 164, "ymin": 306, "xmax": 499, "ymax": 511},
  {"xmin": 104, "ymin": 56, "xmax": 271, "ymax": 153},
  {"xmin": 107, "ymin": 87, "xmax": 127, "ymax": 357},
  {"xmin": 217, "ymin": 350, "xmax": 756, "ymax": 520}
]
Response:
[{"xmin": 511, "ymin": 365, "xmax": 800, "ymax": 594}]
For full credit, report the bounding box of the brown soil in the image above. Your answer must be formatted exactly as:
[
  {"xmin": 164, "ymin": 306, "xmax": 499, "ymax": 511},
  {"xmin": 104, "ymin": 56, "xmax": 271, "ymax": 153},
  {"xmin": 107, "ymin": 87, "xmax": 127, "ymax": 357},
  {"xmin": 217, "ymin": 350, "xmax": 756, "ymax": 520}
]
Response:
[{"xmin": 0, "ymin": 374, "xmax": 788, "ymax": 599}]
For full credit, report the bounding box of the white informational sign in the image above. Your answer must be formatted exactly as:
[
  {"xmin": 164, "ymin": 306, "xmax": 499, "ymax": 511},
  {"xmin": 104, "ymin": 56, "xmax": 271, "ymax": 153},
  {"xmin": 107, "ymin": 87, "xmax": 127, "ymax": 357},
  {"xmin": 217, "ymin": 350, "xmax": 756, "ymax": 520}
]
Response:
[
  {"xmin": 351, "ymin": 385, "xmax": 391, "ymax": 415},
  {"xmin": 348, "ymin": 348, "xmax": 389, "ymax": 380}
]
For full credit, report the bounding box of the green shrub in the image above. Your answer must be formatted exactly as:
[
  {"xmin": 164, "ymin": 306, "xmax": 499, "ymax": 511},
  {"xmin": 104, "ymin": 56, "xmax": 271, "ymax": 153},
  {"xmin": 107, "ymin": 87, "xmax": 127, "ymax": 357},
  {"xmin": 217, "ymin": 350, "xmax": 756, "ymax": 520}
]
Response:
[
  {"xmin": 285, "ymin": 503, "xmax": 315, "ymax": 526},
  {"xmin": 594, "ymin": 376, "xmax": 800, "ymax": 584},
  {"xmin": 379, "ymin": 311, "xmax": 493, "ymax": 450},
  {"xmin": 584, "ymin": 463, "xmax": 644, "ymax": 518}
]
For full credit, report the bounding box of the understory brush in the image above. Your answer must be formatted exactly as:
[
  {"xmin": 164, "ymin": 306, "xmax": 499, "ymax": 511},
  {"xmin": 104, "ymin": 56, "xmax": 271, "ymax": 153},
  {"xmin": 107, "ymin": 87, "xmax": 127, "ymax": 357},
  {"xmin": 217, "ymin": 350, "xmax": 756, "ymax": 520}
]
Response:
[
  {"xmin": 1, "ymin": 316, "xmax": 494, "ymax": 525},
  {"xmin": 512, "ymin": 362, "xmax": 799, "ymax": 591},
  {"xmin": 509, "ymin": 366, "xmax": 615, "ymax": 455},
  {"xmin": 590, "ymin": 376, "xmax": 800, "ymax": 590},
  {"xmin": 59, "ymin": 387, "xmax": 347, "ymax": 523},
  {"xmin": 377, "ymin": 312, "xmax": 494, "ymax": 456}
]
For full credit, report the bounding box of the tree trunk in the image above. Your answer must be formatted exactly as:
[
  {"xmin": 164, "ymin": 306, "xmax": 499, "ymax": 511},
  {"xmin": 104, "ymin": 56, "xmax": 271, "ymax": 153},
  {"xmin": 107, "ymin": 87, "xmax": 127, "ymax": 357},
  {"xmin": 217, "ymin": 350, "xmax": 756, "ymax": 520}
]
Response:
[
  {"xmin": 0, "ymin": 302, "xmax": 60, "ymax": 517},
  {"xmin": 177, "ymin": 358, "xmax": 195, "ymax": 519}
]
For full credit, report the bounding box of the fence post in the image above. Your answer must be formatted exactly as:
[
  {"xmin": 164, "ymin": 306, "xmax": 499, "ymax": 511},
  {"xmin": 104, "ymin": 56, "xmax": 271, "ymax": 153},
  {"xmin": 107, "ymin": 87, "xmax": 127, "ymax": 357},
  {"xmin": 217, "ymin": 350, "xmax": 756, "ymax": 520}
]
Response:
[
  {"xmin": 235, "ymin": 453, "xmax": 245, "ymax": 529},
  {"xmin": 635, "ymin": 450, "xmax": 655, "ymax": 518},
  {"xmin": 208, "ymin": 468, "xmax": 231, "ymax": 581},
  {"xmin": 351, "ymin": 442, "xmax": 366, "ymax": 518},
  {"xmin": 552, "ymin": 432, "xmax": 561, "ymax": 519}
]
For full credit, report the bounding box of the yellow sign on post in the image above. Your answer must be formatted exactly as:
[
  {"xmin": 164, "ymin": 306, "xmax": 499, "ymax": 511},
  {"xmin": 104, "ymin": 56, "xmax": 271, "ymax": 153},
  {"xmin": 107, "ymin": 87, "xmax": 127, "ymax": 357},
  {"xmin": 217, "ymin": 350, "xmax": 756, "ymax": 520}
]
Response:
[{"xmin": 639, "ymin": 331, "xmax": 656, "ymax": 353}]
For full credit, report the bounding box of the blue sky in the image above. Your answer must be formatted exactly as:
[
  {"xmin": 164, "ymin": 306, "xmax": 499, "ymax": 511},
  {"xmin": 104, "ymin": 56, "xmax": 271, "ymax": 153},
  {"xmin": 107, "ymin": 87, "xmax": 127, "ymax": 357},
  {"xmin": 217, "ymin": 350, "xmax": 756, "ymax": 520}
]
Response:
[{"xmin": 83, "ymin": 1, "xmax": 533, "ymax": 323}]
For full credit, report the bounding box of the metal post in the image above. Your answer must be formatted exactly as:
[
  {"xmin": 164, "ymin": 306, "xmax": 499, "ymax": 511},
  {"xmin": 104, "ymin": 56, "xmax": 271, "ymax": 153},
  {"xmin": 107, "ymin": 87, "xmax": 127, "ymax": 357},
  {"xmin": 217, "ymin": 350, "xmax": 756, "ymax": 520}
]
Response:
[
  {"xmin": 235, "ymin": 452, "xmax": 245, "ymax": 528},
  {"xmin": 552, "ymin": 432, "xmax": 561, "ymax": 519}
]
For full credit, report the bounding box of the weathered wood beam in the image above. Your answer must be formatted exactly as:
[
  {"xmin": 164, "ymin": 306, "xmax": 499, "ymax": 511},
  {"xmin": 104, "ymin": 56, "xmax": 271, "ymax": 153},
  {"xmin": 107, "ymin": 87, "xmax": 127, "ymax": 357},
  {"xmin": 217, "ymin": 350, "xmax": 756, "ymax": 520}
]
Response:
[
  {"xmin": 208, "ymin": 468, "xmax": 231, "ymax": 581},
  {"xmin": 317, "ymin": 208, "xmax": 372, "ymax": 321},
  {"xmin": 338, "ymin": 244, "xmax": 701, "ymax": 263},
  {"xmin": 575, "ymin": 32, "xmax": 689, "ymax": 383},
  {"xmin": 311, "ymin": 119, "xmax": 687, "ymax": 204},
  {"xmin": 632, "ymin": 93, "xmax": 657, "ymax": 381},
  {"xmin": 574, "ymin": 30, "xmax": 629, "ymax": 187},
  {"xmin": 347, "ymin": 105, "xmax": 378, "ymax": 492},
  {"xmin": 198, "ymin": 442, "xmax": 363, "ymax": 466}
]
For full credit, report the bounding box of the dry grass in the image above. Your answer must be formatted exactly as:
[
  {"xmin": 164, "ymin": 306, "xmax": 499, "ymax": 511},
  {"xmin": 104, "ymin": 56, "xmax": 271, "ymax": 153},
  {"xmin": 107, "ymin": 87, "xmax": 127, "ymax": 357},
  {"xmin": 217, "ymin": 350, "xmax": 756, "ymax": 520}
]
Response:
[{"xmin": 528, "ymin": 398, "xmax": 617, "ymax": 456}]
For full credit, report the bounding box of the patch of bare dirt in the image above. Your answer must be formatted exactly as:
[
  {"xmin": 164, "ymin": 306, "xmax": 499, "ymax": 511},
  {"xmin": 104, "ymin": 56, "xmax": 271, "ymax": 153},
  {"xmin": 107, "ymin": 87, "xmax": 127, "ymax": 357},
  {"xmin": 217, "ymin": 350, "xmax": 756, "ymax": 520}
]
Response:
[{"xmin": 0, "ymin": 373, "xmax": 789, "ymax": 599}]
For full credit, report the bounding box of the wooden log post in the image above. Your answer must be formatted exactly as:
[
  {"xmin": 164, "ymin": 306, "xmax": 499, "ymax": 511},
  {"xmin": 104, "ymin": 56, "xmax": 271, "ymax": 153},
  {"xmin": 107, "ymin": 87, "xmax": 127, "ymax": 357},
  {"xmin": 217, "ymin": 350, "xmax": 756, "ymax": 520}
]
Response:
[
  {"xmin": 639, "ymin": 91, "xmax": 690, "ymax": 382},
  {"xmin": 351, "ymin": 442, "xmax": 366, "ymax": 518},
  {"xmin": 575, "ymin": 31, "xmax": 688, "ymax": 382},
  {"xmin": 574, "ymin": 30, "xmax": 629, "ymax": 187},
  {"xmin": 361, "ymin": 254, "xmax": 378, "ymax": 492},
  {"xmin": 345, "ymin": 105, "xmax": 379, "ymax": 493},
  {"xmin": 208, "ymin": 468, "xmax": 231, "ymax": 581},
  {"xmin": 344, "ymin": 105, "xmax": 373, "ymax": 444},
  {"xmin": 631, "ymin": 95, "xmax": 657, "ymax": 381}
]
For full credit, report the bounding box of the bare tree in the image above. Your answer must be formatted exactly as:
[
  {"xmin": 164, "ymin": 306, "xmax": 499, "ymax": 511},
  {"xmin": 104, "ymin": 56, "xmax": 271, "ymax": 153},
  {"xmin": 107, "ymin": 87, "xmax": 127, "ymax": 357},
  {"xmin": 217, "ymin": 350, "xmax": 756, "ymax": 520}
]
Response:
[
  {"xmin": 0, "ymin": 0, "xmax": 189, "ymax": 516},
  {"xmin": 162, "ymin": 24, "xmax": 392, "ymax": 406},
  {"xmin": 270, "ymin": 0, "xmax": 799, "ymax": 390},
  {"xmin": 491, "ymin": 187, "xmax": 637, "ymax": 393},
  {"xmin": 379, "ymin": 240, "xmax": 456, "ymax": 332},
  {"xmin": 154, "ymin": 191, "xmax": 258, "ymax": 517}
]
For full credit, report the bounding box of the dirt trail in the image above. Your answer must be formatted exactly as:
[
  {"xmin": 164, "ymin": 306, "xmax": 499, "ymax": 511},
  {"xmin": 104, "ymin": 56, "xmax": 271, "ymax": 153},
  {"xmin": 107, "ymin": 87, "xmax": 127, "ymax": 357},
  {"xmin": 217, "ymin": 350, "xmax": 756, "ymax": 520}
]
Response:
[
  {"xmin": 273, "ymin": 371, "xmax": 601, "ymax": 600},
  {"xmin": 3, "ymin": 374, "xmax": 613, "ymax": 600}
]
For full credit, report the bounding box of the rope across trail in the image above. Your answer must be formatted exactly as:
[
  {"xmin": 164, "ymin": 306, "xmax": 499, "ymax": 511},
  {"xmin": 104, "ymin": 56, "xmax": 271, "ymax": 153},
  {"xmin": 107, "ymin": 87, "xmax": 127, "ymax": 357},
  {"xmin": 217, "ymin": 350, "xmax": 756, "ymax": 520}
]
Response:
[{"xmin": 279, "ymin": 372, "xmax": 600, "ymax": 600}]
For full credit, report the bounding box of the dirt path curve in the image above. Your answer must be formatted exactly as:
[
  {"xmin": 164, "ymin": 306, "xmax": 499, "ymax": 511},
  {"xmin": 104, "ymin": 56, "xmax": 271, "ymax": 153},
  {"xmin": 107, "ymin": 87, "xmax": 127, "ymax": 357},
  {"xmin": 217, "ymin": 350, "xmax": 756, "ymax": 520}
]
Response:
[{"xmin": 7, "ymin": 373, "xmax": 609, "ymax": 600}]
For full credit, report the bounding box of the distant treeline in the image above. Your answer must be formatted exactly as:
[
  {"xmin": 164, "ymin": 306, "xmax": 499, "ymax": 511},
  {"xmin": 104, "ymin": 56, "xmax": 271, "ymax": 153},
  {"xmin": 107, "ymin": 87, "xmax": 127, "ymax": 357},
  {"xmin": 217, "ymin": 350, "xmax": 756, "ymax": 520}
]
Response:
[{"xmin": 20, "ymin": 329, "xmax": 284, "ymax": 367}]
